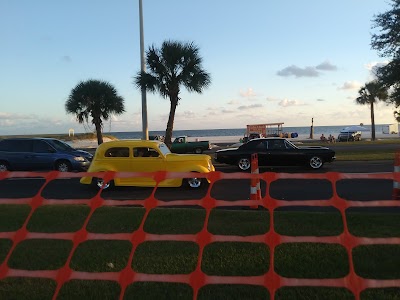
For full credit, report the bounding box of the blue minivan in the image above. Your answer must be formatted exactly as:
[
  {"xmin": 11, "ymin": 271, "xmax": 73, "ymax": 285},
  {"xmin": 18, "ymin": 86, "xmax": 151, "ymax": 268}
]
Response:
[{"xmin": 0, "ymin": 138, "xmax": 93, "ymax": 172}]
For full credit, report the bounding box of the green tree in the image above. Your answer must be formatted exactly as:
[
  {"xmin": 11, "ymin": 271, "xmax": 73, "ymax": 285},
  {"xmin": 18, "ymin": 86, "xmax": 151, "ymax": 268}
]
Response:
[
  {"xmin": 134, "ymin": 40, "xmax": 211, "ymax": 146},
  {"xmin": 371, "ymin": 0, "xmax": 400, "ymax": 110},
  {"xmin": 66, "ymin": 79, "xmax": 125, "ymax": 145},
  {"xmin": 355, "ymin": 81, "xmax": 388, "ymax": 141}
]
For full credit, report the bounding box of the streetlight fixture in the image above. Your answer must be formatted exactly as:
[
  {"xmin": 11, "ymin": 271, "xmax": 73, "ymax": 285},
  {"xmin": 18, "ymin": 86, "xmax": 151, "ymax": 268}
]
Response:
[{"xmin": 139, "ymin": 0, "xmax": 148, "ymax": 140}]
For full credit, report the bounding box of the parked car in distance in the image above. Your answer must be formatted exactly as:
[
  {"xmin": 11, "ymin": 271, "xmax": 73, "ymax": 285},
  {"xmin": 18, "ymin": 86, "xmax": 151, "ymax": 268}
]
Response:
[
  {"xmin": 214, "ymin": 137, "xmax": 335, "ymax": 170},
  {"xmin": 0, "ymin": 138, "xmax": 93, "ymax": 172},
  {"xmin": 337, "ymin": 131, "xmax": 362, "ymax": 142},
  {"xmin": 80, "ymin": 139, "xmax": 215, "ymax": 189},
  {"xmin": 170, "ymin": 136, "xmax": 211, "ymax": 154}
]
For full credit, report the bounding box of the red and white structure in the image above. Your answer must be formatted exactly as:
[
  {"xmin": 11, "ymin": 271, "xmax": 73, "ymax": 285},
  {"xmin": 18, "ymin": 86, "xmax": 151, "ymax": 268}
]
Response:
[{"xmin": 250, "ymin": 153, "xmax": 261, "ymax": 207}]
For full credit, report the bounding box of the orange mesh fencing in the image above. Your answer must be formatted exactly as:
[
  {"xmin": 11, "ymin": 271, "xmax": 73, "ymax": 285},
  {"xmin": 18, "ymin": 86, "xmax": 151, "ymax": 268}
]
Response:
[{"xmin": 0, "ymin": 168, "xmax": 399, "ymax": 300}]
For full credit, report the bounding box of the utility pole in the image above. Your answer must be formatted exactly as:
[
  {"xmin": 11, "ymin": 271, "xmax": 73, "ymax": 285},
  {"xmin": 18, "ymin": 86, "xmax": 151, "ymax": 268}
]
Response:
[
  {"xmin": 139, "ymin": 0, "xmax": 148, "ymax": 140},
  {"xmin": 310, "ymin": 117, "xmax": 314, "ymax": 139}
]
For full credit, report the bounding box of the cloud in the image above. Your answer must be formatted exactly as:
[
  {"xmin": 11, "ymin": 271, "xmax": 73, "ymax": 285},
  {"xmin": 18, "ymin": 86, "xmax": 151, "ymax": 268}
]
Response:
[
  {"xmin": 277, "ymin": 65, "xmax": 320, "ymax": 78},
  {"xmin": 237, "ymin": 103, "xmax": 263, "ymax": 110},
  {"xmin": 227, "ymin": 100, "xmax": 240, "ymax": 105},
  {"xmin": 316, "ymin": 61, "xmax": 337, "ymax": 71},
  {"xmin": 61, "ymin": 55, "xmax": 71, "ymax": 63},
  {"xmin": 0, "ymin": 111, "xmax": 76, "ymax": 134},
  {"xmin": 265, "ymin": 97, "xmax": 281, "ymax": 102},
  {"xmin": 277, "ymin": 60, "xmax": 338, "ymax": 78},
  {"xmin": 338, "ymin": 81, "xmax": 362, "ymax": 90},
  {"xmin": 365, "ymin": 61, "xmax": 389, "ymax": 78},
  {"xmin": 221, "ymin": 109, "xmax": 235, "ymax": 113},
  {"xmin": 239, "ymin": 88, "xmax": 257, "ymax": 98},
  {"xmin": 181, "ymin": 110, "xmax": 196, "ymax": 118},
  {"xmin": 278, "ymin": 99, "xmax": 307, "ymax": 107},
  {"xmin": 316, "ymin": 98, "xmax": 325, "ymax": 102}
]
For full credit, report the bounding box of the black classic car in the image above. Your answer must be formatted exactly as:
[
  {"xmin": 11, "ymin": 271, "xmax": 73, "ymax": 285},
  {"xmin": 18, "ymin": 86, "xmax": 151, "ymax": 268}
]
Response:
[{"xmin": 214, "ymin": 138, "xmax": 335, "ymax": 170}]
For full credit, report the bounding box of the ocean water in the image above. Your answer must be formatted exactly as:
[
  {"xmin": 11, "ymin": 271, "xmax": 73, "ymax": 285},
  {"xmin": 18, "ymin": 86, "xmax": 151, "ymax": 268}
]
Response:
[{"xmin": 106, "ymin": 124, "xmax": 394, "ymax": 140}]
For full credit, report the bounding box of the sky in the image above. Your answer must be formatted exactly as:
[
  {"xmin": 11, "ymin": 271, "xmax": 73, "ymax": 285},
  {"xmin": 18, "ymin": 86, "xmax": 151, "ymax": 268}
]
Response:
[{"xmin": 0, "ymin": 0, "xmax": 396, "ymax": 135}]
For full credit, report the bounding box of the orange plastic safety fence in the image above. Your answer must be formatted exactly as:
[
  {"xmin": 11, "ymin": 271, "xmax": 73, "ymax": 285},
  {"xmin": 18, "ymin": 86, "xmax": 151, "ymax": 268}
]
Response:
[{"xmin": 0, "ymin": 169, "xmax": 399, "ymax": 300}]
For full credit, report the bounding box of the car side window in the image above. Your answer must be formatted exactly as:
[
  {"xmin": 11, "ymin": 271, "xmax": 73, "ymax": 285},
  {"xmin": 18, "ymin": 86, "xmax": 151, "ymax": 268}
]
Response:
[
  {"xmin": 33, "ymin": 140, "xmax": 53, "ymax": 153},
  {"xmin": 284, "ymin": 140, "xmax": 295, "ymax": 149},
  {"xmin": 268, "ymin": 140, "xmax": 285, "ymax": 150},
  {"xmin": 133, "ymin": 147, "xmax": 160, "ymax": 158},
  {"xmin": 8, "ymin": 140, "xmax": 32, "ymax": 152},
  {"xmin": 134, "ymin": 147, "xmax": 149, "ymax": 157},
  {"xmin": 148, "ymin": 149, "xmax": 160, "ymax": 157},
  {"xmin": 253, "ymin": 140, "xmax": 266, "ymax": 150},
  {"xmin": 0, "ymin": 140, "xmax": 11, "ymax": 151},
  {"xmin": 105, "ymin": 147, "xmax": 129, "ymax": 157}
]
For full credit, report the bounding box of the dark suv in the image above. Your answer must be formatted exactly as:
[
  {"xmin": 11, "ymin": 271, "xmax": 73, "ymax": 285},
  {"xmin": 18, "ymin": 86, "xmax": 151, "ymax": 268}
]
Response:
[
  {"xmin": 337, "ymin": 131, "xmax": 362, "ymax": 142},
  {"xmin": 0, "ymin": 138, "xmax": 93, "ymax": 172}
]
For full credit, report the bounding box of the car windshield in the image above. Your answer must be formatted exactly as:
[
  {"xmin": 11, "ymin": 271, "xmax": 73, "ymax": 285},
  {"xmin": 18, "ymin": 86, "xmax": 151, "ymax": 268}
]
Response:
[
  {"xmin": 47, "ymin": 139, "xmax": 75, "ymax": 151},
  {"xmin": 283, "ymin": 140, "xmax": 297, "ymax": 149},
  {"xmin": 159, "ymin": 143, "xmax": 171, "ymax": 156}
]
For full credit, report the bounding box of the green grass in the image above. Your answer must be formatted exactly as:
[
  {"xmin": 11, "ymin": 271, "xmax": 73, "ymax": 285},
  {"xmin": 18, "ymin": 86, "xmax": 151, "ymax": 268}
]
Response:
[
  {"xmin": 302, "ymin": 139, "xmax": 400, "ymax": 161},
  {"xmin": 1, "ymin": 205, "xmax": 400, "ymax": 299},
  {"xmin": 310, "ymin": 138, "xmax": 400, "ymax": 146},
  {"xmin": 336, "ymin": 150, "xmax": 396, "ymax": 161}
]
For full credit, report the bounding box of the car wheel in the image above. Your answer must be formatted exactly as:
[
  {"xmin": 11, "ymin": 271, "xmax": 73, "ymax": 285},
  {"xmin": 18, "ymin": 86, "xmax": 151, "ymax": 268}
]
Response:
[
  {"xmin": 184, "ymin": 172, "xmax": 208, "ymax": 189},
  {"xmin": 194, "ymin": 148, "xmax": 202, "ymax": 154},
  {"xmin": 309, "ymin": 156, "xmax": 323, "ymax": 169},
  {"xmin": 238, "ymin": 157, "xmax": 251, "ymax": 171},
  {"xmin": 94, "ymin": 177, "xmax": 114, "ymax": 190},
  {"xmin": 55, "ymin": 160, "xmax": 72, "ymax": 172},
  {"xmin": 0, "ymin": 161, "xmax": 10, "ymax": 172}
]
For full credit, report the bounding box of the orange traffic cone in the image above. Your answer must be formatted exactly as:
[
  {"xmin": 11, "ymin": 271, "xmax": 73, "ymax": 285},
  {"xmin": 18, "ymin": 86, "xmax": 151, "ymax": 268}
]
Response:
[{"xmin": 250, "ymin": 153, "xmax": 261, "ymax": 208}]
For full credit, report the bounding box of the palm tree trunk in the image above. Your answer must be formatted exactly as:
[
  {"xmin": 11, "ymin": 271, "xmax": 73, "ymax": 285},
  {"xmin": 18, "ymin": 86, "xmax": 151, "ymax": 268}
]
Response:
[
  {"xmin": 370, "ymin": 101, "xmax": 376, "ymax": 141},
  {"xmin": 164, "ymin": 98, "xmax": 178, "ymax": 147},
  {"xmin": 94, "ymin": 118, "xmax": 103, "ymax": 145}
]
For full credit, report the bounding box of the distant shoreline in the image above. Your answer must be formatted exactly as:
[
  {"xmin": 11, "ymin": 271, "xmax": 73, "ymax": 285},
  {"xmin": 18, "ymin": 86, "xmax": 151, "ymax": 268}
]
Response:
[
  {"xmin": 1, "ymin": 124, "xmax": 396, "ymax": 141},
  {"xmin": 1, "ymin": 130, "xmax": 398, "ymax": 149}
]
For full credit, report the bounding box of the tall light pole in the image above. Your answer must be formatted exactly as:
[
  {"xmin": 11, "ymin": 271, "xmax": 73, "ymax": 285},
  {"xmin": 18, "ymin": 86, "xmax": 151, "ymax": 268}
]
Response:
[
  {"xmin": 139, "ymin": 0, "xmax": 148, "ymax": 140},
  {"xmin": 309, "ymin": 117, "xmax": 314, "ymax": 139}
]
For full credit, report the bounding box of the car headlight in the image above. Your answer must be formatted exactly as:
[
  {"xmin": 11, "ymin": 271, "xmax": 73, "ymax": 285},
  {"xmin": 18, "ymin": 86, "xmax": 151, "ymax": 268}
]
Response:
[{"xmin": 74, "ymin": 156, "xmax": 86, "ymax": 162}]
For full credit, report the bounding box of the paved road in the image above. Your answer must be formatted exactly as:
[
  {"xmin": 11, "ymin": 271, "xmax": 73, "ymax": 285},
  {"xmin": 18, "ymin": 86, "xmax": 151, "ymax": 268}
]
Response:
[
  {"xmin": 0, "ymin": 161, "xmax": 394, "ymax": 207},
  {"xmin": 1, "ymin": 142, "xmax": 395, "ymax": 213}
]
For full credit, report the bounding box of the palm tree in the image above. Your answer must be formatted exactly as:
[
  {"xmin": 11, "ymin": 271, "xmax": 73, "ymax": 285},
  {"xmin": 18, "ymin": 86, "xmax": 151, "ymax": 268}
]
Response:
[
  {"xmin": 355, "ymin": 80, "xmax": 388, "ymax": 141},
  {"xmin": 134, "ymin": 40, "xmax": 211, "ymax": 146},
  {"xmin": 66, "ymin": 79, "xmax": 125, "ymax": 145}
]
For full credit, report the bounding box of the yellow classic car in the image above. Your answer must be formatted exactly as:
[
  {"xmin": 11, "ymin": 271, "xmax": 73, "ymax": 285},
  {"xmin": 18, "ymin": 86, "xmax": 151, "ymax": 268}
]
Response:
[{"xmin": 80, "ymin": 140, "xmax": 215, "ymax": 189}]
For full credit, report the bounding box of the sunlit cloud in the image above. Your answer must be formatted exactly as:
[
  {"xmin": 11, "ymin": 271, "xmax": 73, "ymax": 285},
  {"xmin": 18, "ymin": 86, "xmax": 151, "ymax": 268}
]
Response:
[
  {"xmin": 265, "ymin": 97, "xmax": 281, "ymax": 102},
  {"xmin": 237, "ymin": 103, "xmax": 263, "ymax": 110},
  {"xmin": 338, "ymin": 81, "xmax": 362, "ymax": 90},
  {"xmin": 278, "ymin": 99, "xmax": 307, "ymax": 107},
  {"xmin": 239, "ymin": 88, "xmax": 257, "ymax": 98},
  {"xmin": 365, "ymin": 61, "xmax": 389, "ymax": 79},
  {"xmin": 227, "ymin": 100, "xmax": 240, "ymax": 105}
]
